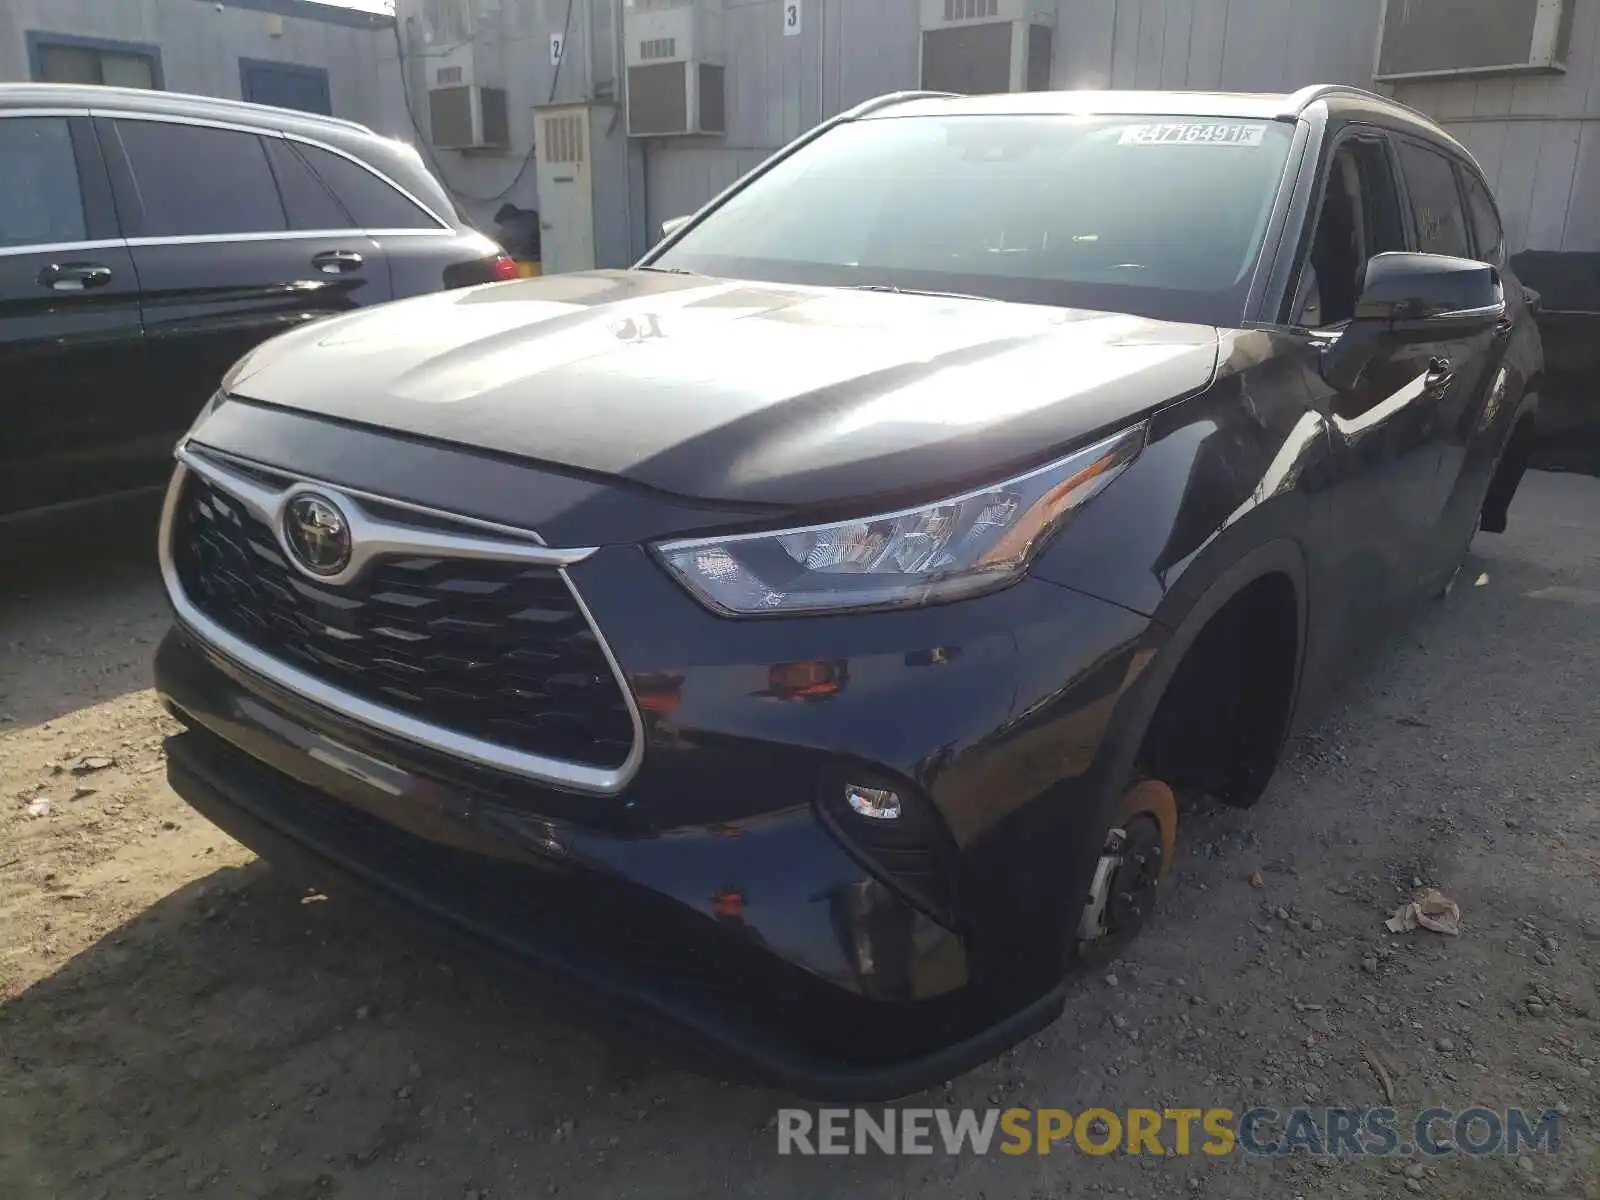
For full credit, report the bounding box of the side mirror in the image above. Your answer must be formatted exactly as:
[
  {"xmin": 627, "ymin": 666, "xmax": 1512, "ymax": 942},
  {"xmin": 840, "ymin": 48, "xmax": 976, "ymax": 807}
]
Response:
[
  {"xmin": 659, "ymin": 214, "xmax": 692, "ymax": 240},
  {"xmin": 1321, "ymin": 252, "xmax": 1505, "ymax": 390}
]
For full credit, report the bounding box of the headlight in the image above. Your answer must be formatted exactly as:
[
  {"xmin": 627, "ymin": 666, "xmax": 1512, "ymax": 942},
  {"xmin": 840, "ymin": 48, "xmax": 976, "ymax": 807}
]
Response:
[{"xmin": 655, "ymin": 425, "xmax": 1145, "ymax": 616}]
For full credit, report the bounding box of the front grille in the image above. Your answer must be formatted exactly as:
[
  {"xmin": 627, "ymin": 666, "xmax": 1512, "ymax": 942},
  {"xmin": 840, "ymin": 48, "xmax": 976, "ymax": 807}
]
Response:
[{"xmin": 171, "ymin": 473, "xmax": 634, "ymax": 770}]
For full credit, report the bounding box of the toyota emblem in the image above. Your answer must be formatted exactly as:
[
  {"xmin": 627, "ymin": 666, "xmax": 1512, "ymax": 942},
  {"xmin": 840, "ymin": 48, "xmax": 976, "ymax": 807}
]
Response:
[{"xmin": 283, "ymin": 493, "xmax": 352, "ymax": 577}]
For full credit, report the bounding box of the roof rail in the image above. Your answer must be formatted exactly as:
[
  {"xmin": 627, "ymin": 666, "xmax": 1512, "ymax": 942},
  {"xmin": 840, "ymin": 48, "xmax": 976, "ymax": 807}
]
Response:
[
  {"xmin": 842, "ymin": 90, "xmax": 959, "ymax": 119},
  {"xmin": 1283, "ymin": 83, "xmax": 1395, "ymax": 116},
  {"xmin": 65, "ymin": 82, "xmax": 375, "ymax": 135}
]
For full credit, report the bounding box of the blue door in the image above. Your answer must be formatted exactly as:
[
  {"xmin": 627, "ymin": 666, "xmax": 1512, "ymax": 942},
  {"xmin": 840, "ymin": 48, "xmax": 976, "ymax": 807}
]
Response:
[{"xmin": 240, "ymin": 59, "xmax": 332, "ymax": 115}]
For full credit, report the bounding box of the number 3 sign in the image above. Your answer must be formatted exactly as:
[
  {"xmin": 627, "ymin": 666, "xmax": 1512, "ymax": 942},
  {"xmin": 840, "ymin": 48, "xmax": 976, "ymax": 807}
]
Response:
[{"xmin": 783, "ymin": 0, "xmax": 801, "ymax": 36}]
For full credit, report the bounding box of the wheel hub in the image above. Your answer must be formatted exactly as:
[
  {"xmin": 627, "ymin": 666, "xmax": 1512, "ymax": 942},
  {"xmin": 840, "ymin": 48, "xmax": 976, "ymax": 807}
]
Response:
[{"xmin": 1075, "ymin": 779, "xmax": 1177, "ymax": 958}]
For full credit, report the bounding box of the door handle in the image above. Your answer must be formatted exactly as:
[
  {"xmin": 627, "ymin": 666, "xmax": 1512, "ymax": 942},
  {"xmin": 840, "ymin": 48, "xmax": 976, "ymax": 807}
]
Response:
[
  {"xmin": 1494, "ymin": 315, "xmax": 1514, "ymax": 340},
  {"xmin": 1424, "ymin": 356, "xmax": 1454, "ymax": 393},
  {"xmin": 38, "ymin": 262, "xmax": 113, "ymax": 292},
  {"xmin": 312, "ymin": 250, "xmax": 364, "ymax": 275}
]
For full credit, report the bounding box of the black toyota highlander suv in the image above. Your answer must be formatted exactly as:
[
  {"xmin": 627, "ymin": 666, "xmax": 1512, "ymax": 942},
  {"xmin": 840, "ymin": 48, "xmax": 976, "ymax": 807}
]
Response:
[
  {"xmin": 154, "ymin": 86, "xmax": 1541, "ymax": 1099},
  {"xmin": 0, "ymin": 83, "xmax": 513, "ymax": 533}
]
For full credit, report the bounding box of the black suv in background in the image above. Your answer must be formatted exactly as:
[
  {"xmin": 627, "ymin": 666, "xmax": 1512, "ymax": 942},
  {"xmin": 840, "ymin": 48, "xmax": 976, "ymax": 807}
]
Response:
[{"xmin": 0, "ymin": 83, "xmax": 512, "ymax": 531}]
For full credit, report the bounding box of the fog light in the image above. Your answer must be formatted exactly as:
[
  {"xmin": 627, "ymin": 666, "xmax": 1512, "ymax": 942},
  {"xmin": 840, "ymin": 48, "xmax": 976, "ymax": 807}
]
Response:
[{"xmin": 845, "ymin": 784, "xmax": 901, "ymax": 821}]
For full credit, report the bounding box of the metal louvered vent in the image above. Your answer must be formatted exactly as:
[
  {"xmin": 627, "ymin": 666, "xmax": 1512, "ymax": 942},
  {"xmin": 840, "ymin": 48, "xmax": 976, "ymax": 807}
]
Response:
[
  {"xmin": 943, "ymin": 0, "xmax": 999, "ymax": 20},
  {"xmin": 542, "ymin": 113, "xmax": 585, "ymax": 163}
]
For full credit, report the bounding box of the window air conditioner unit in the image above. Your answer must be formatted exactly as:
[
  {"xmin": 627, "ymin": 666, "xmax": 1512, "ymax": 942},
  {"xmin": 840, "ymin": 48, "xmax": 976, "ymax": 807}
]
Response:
[
  {"xmin": 623, "ymin": 0, "xmax": 726, "ymax": 136},
  {"xmin": 919, "ymin": 0, "xmax": 1054, "ymax": 94},
  {"xmin": 1375, "ymin": 0, "xmax": 1574, "ymax": 81},
  {"xmin": 428, "ymin": 84, "xmax": 510, "ymax": 151}
]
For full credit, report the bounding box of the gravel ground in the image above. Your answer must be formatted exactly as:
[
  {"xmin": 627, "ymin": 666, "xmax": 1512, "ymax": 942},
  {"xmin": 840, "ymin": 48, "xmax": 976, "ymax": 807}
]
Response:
[{"xmin": 1, "ymin": 471, "xmax": 1596, "ymax": 1200}]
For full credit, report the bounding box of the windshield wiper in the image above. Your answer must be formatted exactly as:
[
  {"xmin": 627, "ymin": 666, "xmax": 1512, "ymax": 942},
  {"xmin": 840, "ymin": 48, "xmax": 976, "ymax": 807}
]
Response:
[
  {"xmin": 635, "ymin": 265, "xmax": 703, "ymax": 275},
  {"xmin": 844, "ymin": 284, "xmax": 998, "ymax": 302}
]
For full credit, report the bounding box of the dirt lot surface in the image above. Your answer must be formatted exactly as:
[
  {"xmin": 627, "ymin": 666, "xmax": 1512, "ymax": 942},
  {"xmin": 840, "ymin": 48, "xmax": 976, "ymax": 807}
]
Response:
[{"xmin": 2, "ymin": 471, "xmax": 1597, "ymax": 1200}]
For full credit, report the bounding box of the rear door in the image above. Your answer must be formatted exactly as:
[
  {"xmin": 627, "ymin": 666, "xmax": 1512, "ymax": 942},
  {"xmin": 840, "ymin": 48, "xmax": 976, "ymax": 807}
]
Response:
[
  {"xmin": 0, "ymin": 111, "xmax": 146, "ymax": 522},
  {"xmin": 95, "ymin": 113, "xmax": 391, "ymax": 429},
  {"xmin": 1390, "ymin": 136, "xmax": 1507, "ymax": 579},
  {"xmin": 1430, "ymin": 161, "xmax": 1520, "ymax": 549},
  {"xmin": 283, "ymin": 137, "xmax": 469, "ymax": 298}
]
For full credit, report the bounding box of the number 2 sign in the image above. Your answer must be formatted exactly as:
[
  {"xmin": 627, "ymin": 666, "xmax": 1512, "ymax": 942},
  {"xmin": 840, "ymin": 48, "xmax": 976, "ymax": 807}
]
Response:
[{"xmin": 783, "ymin": 0, "xmax": 801, "ymax": 36}]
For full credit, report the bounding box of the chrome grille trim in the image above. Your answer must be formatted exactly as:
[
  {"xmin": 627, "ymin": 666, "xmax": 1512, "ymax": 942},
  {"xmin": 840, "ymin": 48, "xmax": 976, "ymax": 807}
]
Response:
[
  {"xmin": 158, "ymin": 448, "xmax": 645, "ymax": 795},
  {"xmin": 177, "ymin": 443, "xmax": 596, "ymax": 579}
]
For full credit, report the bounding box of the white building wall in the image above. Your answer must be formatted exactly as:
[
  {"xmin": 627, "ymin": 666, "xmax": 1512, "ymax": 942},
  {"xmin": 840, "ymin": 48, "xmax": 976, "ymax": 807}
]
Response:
[
  {"xmin": 643, "ymin": 0, "xmax": 1388, "ymax": 237},
  {"xmin": 394, "ymin": 0, "xmax": 606, "ymax": 229},
  {"xmin": 644, "ymin": 0, "xmax": 920, "ymax": 231},
  {"xmin": 387, "ymin": 0, "xmax": 1600, "ymax": 264},
  {"xmin": 1394, "ymin": 0, "xmax": 1600, "ymax": 256},
  {"xmin": 1055, "ymin": 0, "xmax": 1381, "ymax": 94},
  {"xmin": 0, "ymin": 0, "xmax": 408, "ymax": 138}
]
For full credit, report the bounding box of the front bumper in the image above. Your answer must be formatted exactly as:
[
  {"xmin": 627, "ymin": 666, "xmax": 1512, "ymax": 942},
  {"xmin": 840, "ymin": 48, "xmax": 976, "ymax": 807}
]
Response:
[
  {"xmin": 161, "ymin": 630, "xmax": 1068, "ymax": 1099},
  {"xmin": 156, "ymin": 499, "xmax": 1152, "ymax": 1098}
]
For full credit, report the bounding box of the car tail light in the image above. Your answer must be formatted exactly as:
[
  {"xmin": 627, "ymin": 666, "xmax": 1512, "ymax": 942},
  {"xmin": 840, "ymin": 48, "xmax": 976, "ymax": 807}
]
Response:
[{"xmin": 443, "ymin": 253, "xmax": 524, "ymax": 290}]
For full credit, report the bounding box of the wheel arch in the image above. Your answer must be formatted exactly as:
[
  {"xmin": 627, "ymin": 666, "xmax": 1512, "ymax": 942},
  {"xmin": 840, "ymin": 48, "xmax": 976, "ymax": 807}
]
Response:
[{"xmin": 1085, "ymin": 537, "xmax": 1312, "ymax": 831}]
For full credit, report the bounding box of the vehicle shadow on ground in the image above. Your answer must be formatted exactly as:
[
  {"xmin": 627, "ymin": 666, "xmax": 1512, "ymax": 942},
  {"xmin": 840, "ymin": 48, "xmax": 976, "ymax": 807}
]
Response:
[{"xmin": 0, "ymin": 855, "xmax": 762, "ymax": 1198}]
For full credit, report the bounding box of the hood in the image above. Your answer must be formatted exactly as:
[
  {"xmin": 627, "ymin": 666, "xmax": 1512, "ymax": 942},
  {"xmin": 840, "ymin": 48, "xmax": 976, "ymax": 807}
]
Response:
[{"xmin": 225, "ymin": 270, "xmax": 1220, "ymax": 507}]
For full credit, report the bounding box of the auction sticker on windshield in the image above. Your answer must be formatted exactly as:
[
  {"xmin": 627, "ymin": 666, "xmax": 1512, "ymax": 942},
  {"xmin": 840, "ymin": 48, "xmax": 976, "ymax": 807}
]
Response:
[{"xmin": 1118, "ymin": 122, "xmax": 1268, "ymax": 146}]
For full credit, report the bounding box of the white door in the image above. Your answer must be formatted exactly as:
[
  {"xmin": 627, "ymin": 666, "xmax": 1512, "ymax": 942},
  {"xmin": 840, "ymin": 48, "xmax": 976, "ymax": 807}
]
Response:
[{"xmin": 534, "ymin": 106, "xmax": 595, "ymax": 274}]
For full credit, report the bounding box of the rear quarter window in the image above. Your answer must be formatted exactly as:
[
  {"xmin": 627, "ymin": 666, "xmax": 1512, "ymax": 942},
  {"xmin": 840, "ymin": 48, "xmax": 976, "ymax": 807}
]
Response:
[
  {"xmin": 291, "ymin": 142, "xmax": 440, "ymax": 230},
  {"xmin": 265, "ymin": 137, "xmax": 352, "ymax": 231}
]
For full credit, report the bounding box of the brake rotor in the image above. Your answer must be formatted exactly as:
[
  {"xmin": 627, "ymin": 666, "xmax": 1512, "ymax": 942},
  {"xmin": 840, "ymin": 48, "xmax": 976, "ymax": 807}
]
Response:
[
  {"xmin": 1075, "ymin": 778, "xmax": 1178, "ymax": 961},
  {"xmin": 1118, "ymin": 778, "xmax": 1178, "ymax": 865}
]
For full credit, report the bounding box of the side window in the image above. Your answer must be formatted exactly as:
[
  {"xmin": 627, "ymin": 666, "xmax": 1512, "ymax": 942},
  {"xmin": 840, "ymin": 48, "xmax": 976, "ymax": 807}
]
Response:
[
  {"xmin": 1293, "ymin": 136, "xmax": 1406, "ymax": 328},
  {"xmin": 1460, "ymin": 169, "xmax": 1506, "ymax": 267},
  {"xmin": 0, "ymin": 117, "xmax": 87, "ymax": 248},
  {"xmin": 1395, "ymin": 140, "xmax": 1471, "ymax": 258},
  {"xmin": 33, "ymin": 38, "xmax": 159, "ymax": 89},
  {"xmin": 113, "ymin": 120, "xmax": 286, "ymax": 237},
  {"xmin": 265, "ymin": 138, "xmax": 353, "ymax": 231},
  {"xmin": 291, "ymin": 143, "xmax": 440, "ymax": 230}
]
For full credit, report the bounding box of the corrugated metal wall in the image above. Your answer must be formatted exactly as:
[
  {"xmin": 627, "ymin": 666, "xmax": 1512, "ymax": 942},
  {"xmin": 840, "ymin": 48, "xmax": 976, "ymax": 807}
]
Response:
[
  {"xmin": 645, "ymin": 0, "xmax": 920, "ymax": 230},
  {"xmin": 1055, "ymin": 0, "xmax": 1380, "ymax": 93},
  {"xmin": 645, "ymin": 0, "xmax": 1387, "ymax": 233},
  {"xmin": 643, "ymin": 0, "xmax": 1600, "ymax": 261},
  {"xmin": 1395, "ymin": 0, "xmax": 1600, "ymax": 255}
]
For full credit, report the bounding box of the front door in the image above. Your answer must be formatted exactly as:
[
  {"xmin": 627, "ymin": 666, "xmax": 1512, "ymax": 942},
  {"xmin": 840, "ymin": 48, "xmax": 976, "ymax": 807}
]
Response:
[
  {"xmin": 534, "ymin": 105, "xmax": 595, "ymax": 274},
  {"xmin": 1291, "ymin": 131, "xmax": 1444, "ymax": 632},
  {"xmin": 0, "ymin": 113, "xmax": 147, "ymax": 522}
]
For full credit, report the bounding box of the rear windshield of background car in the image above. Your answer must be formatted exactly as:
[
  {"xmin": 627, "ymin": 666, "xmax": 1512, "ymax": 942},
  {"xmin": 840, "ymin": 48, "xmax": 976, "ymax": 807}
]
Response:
[{"xmin": 653, "ymin": 114, "xmax": 1298, "ymax": 325}]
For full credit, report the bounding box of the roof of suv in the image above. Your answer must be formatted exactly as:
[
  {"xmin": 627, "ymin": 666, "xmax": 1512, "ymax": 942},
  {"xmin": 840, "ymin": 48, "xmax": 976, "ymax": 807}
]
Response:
[
  {"xmin": 0, "ymin": 81, "xmax": 464, "ymax": 225},
  {"xmin": 0, "ymin": 81, "xmax": 378, "ymax": 141},
  {"xmin": 868, "ymin": 84, "xmax": 1440, "ymax": 132}
]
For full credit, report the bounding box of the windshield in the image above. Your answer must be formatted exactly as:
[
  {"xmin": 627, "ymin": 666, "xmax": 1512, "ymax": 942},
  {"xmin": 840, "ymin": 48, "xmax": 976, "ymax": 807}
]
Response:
[{"xmin": 651, "ymin": 114, "xmax": 1297, "ymax": 325}]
